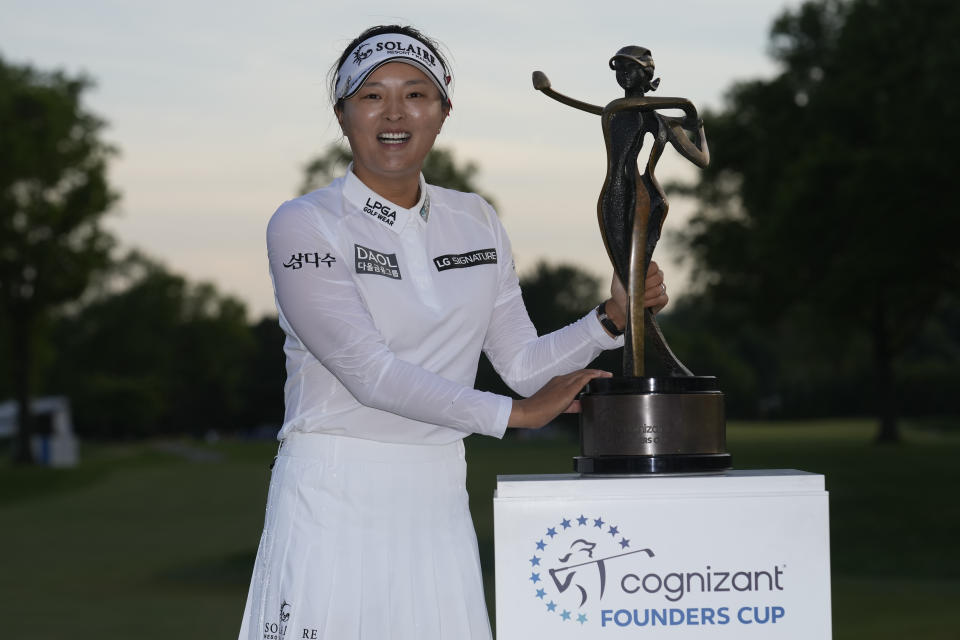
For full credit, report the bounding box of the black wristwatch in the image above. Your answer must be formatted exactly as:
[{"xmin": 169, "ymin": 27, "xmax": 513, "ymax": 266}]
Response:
[{"xmin": 596, "ymin": 300, "xmax": 624, "ymax": 337}]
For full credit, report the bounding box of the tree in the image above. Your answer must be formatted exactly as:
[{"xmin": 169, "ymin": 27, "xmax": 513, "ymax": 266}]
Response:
[
  {"xmin": 0, "ymin": 57, "xmax": 116, "ymax": 462},
  {"xmin": 299, "ymin": 143, "xmax": 497, "ymax": 208},
  {"xmin": 50, "ymin": 252, "xmax": 255, "ymax": 438},
  {"xmin": 240, "ymin": 316, "xmax": 287, "ymax": 432},
  {"xmin": 520, "ymin": 261, "xmax": 603, "ymax": 334},
  {"xmin": 679, "ymin": 0, "xmax": 960, "ymax": 441}
]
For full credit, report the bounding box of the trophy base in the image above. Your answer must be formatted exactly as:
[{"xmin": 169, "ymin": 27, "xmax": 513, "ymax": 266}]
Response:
[
  {"xmin": 577, "ymin": 376, "xmax": 731, "ymax": 475},
  {"xmin": 574, "ymin": 453, "xmax": 732, "ymax": 475}
]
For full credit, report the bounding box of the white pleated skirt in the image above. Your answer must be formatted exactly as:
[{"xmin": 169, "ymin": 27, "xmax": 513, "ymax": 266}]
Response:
[{"xmin": 238, "ymin": 432, "xmax": 492, "ymax": 640}]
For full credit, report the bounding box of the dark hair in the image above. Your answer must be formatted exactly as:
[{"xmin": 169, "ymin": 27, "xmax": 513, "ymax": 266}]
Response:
[{"xmin": 328, "ymin": 25, "xmax": 452, "ymax": 112}]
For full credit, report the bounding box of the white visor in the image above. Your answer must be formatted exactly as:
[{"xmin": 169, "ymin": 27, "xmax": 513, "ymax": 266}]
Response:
[{"xmin": 335, "ymin": 33, "xmax": 451, "ymax": 104}]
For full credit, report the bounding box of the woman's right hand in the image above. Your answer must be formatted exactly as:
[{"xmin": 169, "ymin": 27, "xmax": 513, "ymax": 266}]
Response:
[{"xmin": 508, "ymin": 369, "xmax": 612, "ymax": 429}]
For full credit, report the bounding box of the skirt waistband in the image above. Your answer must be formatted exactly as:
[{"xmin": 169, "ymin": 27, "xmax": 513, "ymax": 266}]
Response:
[{"xmin": 279, "ymin": 431, "xmax": 464, "ymax": 463}]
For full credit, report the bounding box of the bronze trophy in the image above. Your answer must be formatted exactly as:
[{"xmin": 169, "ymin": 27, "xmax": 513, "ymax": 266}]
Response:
[{"xmin": 534, "ymin": 46, "xmax": 731, "ymax": 474}]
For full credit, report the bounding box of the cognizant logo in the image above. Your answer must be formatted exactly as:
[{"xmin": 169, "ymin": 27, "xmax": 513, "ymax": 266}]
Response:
[
  {"xmin": 619, "ymin": 565, "xmax": 785, "ymax": 602},
  {"xmin": 524, "ymin": 513, "xmax": 788, "ymax": 630}
]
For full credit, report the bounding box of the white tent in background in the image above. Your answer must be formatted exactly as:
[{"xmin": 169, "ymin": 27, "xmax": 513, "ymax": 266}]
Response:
[{"xmin": 0, "ymin": 396, "xmax": 79, "ymax": 467}]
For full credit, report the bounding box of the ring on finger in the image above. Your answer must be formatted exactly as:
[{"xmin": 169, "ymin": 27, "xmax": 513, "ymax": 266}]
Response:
[{"xmin": 660, "ymin": 283, "xmax": 666, "ymax": 294}]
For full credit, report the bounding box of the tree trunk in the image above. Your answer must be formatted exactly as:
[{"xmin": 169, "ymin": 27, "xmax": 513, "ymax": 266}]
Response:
[
  {"xmin": 11, "ymin": 308, "xmax": 35, "ymax": 464},
  {"xmin": 872, "ymin": 296, "xmax": 900, "ymax": 444}
]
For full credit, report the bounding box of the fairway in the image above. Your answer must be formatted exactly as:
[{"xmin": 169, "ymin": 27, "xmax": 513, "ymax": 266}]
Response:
[{"xmin": 0, "ymin": 420, "xmax": 956, "ymax": 639}]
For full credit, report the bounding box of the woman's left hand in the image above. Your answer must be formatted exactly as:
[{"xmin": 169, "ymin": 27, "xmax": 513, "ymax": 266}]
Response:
[
  {"xmin": 643, "ymin": 261, "xmax": 669, "ymax": 313},
  {"xmin": 604, "ymin": 261, "xmax": 669, "ymax": 331}
]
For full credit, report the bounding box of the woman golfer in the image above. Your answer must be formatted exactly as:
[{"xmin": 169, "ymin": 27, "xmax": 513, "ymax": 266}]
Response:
[{"xmin": 238, "ymin": 24, "xmax": 668, "ymax": 640}]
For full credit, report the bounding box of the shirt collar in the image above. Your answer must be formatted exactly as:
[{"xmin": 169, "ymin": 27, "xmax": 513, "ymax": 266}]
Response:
[{"xmin": 342, "ymin": 165, "xmax": 429, "ymax": 234}]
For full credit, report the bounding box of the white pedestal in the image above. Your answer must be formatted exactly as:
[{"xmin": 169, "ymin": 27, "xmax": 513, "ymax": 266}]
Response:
[{"xmin": 494, "ymin": 470, "xmax": 831, "ymax": 639}]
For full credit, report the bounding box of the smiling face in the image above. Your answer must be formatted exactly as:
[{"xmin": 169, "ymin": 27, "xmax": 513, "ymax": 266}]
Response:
[{"xmin": 336, "ymin": 62, "xmax": 448, "ymax": 204}]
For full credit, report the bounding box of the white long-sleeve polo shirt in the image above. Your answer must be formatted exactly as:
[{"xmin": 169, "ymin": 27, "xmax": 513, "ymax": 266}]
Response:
[{"xmin": 267, "ymin": 169, "xmax": 623, "ymax": 444}]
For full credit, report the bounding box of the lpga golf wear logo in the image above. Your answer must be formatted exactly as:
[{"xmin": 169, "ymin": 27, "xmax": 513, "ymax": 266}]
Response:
[
  {"xmin": 362, "ymin": 197, "xmax": 397, "ymax": 227},
  {"xmin": 526, "ymin": 514, "xmax": 788, "ymax": 630}
]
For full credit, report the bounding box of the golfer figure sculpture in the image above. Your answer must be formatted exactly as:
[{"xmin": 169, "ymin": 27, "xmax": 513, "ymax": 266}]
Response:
[{"xmin": 534, "ymin": 46, "xmax": 731, "ymax": 473}]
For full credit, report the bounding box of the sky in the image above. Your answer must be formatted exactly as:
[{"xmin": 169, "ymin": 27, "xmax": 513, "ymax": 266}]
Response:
[{"xmin": 1, "ymin": 0, "xmax": 799, "ymax": 317}]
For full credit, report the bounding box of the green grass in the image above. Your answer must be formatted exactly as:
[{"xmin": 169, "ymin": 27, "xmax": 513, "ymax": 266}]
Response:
[
  {"xmin": 0, "ymin": 440, "xmax": 271, "ymax": 638},
  {"xmin": 0, "ymin": 420, "xmax": 957, "ymax": 639}
]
